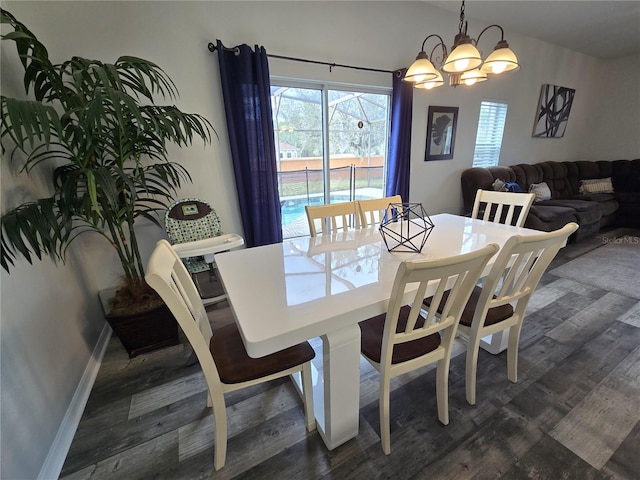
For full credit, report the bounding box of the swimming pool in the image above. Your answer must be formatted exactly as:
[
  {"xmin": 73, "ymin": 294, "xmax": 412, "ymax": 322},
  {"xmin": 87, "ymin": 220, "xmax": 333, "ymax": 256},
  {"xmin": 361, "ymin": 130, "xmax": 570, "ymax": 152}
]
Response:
[{"xmin": 280, "ymin": 193, "xmax": 379, "ymax": 226}]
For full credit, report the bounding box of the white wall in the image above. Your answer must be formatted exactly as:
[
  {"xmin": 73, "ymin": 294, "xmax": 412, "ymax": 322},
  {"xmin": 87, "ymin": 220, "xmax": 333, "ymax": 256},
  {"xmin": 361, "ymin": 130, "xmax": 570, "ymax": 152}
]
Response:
[
  {"xmin": 1, "ymin": 2, "xmax": 638, "ymax": 478},
  {"xmin": 580, "ymin": 53, "xmax": 640, "ymax": 160}
]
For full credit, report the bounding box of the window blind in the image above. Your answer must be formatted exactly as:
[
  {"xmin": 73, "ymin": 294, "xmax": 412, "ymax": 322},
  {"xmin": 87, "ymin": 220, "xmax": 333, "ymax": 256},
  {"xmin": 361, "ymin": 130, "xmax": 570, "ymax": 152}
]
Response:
[{"xmin": 472, "ymin": 101, "xmax": 508, "ymax": 168}]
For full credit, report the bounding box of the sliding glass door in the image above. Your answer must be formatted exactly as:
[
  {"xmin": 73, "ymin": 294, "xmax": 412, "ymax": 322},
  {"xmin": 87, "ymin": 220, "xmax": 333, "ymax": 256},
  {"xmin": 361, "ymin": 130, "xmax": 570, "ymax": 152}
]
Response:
[{"xmin": 271, "ymin": 82, "xmax": 390, "ymax": 238}]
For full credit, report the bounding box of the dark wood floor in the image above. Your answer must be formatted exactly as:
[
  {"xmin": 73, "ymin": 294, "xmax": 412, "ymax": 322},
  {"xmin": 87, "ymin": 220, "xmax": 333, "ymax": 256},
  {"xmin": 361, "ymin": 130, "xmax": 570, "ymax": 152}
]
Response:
[{"xmin": 60, "ymin": 228, "xmax": 640, "ymax": 480}]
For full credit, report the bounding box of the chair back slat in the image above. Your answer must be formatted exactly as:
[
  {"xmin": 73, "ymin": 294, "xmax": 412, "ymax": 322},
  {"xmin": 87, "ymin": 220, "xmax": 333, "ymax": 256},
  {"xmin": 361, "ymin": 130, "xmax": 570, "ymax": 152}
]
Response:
[
  {"xmin": 305, "ymin": 201, "xmax": 361, "ymax": 236},
  {"xmin": 357, "ymin": 195, "xmax": 403, "ymax": 227},
  {"xmin": 472, "ymin": 190, "xmax": 535, "ymax": 228},
  {"xmin": 404, "ymin": 282, "xmax": 429, "ymax": 333}
]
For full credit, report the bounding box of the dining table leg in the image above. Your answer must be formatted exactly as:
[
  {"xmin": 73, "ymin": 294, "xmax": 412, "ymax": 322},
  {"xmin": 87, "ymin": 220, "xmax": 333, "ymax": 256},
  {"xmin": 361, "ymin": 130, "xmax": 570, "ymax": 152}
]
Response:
[
  {"xmin": 479, "ymin": 330, "xmax": 510, "ymax": 354},
  {"xmin": 314, "ymin": 323, "xmax": 362, "ymax": 450}
]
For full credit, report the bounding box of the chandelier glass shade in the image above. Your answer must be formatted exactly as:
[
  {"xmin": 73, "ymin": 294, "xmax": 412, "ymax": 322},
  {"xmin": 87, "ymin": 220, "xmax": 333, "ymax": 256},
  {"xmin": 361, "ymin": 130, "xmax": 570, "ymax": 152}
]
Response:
[
  {"xmin": 403, "ymin": 0, "xmax": 519, "ymax": 90},
  {"xmin": 415, "ymin": 70, "xmax": 444, "ymax": 90},
  {"xmin": 480, "ymin": 43, "xmax": 520, "ymax": 74},
  {"xmin": 404, "ymin": 52, "xmax": 440, "ymax": 83},
  {"xmin": 460, "ymin": 68, "xmax": 488, "ymax": 86},
  {"xmin": 441, "ymin": 39, "xmax": 482, "ymax": 73}
]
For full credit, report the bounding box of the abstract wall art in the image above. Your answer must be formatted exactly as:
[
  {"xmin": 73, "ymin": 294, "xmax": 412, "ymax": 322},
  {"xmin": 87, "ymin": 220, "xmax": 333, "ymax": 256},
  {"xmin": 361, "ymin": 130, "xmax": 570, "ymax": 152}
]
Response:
[
  {"xmin": 532, "ymin": 84, "xmax": 576, "ymax": 138},
  {"xmin": 425, "ymin": 106, "xmax": 458, "ymax": 161}
]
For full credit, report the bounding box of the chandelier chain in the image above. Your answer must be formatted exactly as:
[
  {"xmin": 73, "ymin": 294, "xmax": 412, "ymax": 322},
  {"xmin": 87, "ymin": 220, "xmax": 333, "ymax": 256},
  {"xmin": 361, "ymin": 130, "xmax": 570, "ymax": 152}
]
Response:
[{"xmin": 458, "ymin": 0, "xmax": 466, "ymax": 33}]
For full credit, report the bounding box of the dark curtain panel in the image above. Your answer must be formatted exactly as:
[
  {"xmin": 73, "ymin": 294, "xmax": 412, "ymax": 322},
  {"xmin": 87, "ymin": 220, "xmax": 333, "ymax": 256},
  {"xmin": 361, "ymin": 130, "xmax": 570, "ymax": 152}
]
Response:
[
  {"xmin": 385, "ymin": 68, "xmax": 413, "ymax": 201},
  {"xmin": 217, "ymin": 40, "xmax": 282, "ymax": 247}
]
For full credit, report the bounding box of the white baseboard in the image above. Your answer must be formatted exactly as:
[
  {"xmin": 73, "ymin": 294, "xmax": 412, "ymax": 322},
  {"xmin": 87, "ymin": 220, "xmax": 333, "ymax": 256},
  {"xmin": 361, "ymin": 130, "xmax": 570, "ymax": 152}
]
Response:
[{"xmin": 38, "ymin": 323, "xmax": 112, "ymax": 480}]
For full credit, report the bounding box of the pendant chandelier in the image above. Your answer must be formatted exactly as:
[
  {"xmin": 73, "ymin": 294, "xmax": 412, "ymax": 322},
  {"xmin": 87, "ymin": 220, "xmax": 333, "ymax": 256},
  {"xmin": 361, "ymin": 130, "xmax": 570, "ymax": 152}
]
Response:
[{"xmin": 404, "ymin": 0, "xmax": 519, "ymax": 90}]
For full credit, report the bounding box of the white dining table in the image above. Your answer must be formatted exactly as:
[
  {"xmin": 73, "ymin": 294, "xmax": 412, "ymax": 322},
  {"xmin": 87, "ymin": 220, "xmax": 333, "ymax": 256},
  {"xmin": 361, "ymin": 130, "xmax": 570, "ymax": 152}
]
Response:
[{"xmin": 214, "ymin": 213, "xmax": 542, "ymax": 450}]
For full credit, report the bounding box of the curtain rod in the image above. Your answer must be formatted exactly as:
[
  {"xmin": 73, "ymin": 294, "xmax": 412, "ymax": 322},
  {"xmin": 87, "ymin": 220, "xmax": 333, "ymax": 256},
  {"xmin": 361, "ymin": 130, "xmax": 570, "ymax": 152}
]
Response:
[{"xmin": 207, "ymin": 42, "xmax": 396, "ymax": 75}]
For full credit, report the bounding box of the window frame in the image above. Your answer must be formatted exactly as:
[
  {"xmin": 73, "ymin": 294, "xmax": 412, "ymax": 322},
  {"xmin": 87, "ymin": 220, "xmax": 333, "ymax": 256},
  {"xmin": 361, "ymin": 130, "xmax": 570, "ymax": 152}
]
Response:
[{"xmin": 271, "ymin": 77, "xmax": 392, "ymax": 238}]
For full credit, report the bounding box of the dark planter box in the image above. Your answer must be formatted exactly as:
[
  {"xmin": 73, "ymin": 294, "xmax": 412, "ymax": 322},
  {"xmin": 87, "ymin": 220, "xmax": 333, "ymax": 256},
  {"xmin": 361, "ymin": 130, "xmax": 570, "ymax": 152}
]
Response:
[{"xmin": 101, "ymin": 289, "xmax": 179, "ymax": 358}]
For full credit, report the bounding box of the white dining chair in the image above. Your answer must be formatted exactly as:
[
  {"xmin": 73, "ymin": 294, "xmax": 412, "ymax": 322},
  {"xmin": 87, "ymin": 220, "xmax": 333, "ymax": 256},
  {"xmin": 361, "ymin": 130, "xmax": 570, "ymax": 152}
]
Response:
[
  {"xmin": 471, "ymin": 190, "xmax": 535, "ymax": 228},
  {"xmin": 305, "ymin": 201, "xmax": 361, "ymax": 236},
  {"xmin": 145, "ymin": 240, "xmax": 315, "ymax": 470},
  {"xmin": 424, "ymin": 222, "xmax": 578, "ymax": 405},
  {"xmin": 357, "ymin": 195, "xmax": 403, "ymax": 228},
  {"xmin": 358, "ymin": 243, "xmax": 499, "ymax": 454}
]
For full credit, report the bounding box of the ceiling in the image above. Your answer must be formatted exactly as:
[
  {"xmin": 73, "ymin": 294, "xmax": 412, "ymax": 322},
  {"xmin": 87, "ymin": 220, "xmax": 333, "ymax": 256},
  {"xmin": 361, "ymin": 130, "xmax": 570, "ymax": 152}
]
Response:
[{"xmin": 426, "ymin": 1, "xmax": 640, "ymax": 59}]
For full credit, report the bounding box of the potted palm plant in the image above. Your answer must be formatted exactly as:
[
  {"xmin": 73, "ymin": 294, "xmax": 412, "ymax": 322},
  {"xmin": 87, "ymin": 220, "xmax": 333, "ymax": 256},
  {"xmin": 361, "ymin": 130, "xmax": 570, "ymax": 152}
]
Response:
[{"xmin": 0, "ymin": 9, "xmax": 215, "ymax": 356}]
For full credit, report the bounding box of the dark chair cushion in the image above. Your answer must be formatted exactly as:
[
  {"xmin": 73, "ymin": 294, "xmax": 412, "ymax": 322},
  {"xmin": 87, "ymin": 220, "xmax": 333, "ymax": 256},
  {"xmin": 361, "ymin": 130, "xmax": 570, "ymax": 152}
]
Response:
[
  {"xmin": 211, "ymin": 323, "xmax": 315, "ymax": 384},
  {"xmin": 424, "ymin": 285, "xmax": 514, "ymax": 327},
  {"xmin": 359, "ymin": 305, "xmax": 441, "ymax": 364}
]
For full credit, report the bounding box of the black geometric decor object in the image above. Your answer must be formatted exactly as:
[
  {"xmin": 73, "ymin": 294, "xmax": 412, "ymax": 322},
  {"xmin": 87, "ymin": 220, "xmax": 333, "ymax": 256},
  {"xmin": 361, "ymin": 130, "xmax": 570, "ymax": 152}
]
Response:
[{"xmin": 379, "ymin": 203, "xmax": 434, "ymax": 253}]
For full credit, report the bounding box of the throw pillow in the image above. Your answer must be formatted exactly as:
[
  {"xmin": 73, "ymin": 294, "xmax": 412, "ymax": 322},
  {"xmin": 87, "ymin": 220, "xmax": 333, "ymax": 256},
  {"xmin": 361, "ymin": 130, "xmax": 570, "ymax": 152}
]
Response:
[
  {"xmin": 529, "ymin": 182, "xmax": 552, "ymax": 202},
  {"xmin": 492, "ymin": 178, "xmax": 507, "ymax": 192},
  {"xmin": 579, "ymin": 177, "xmax": 614, "ymax": 194}
]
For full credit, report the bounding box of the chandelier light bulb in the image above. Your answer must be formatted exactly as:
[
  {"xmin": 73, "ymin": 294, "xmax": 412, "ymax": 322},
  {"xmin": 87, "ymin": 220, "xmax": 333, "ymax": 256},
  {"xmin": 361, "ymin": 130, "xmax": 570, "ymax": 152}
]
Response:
[
  {"xmin": 460, "ymin": 68, "xmax": 488, "ymax": 86},
  {"xmin": 422, "ymin": 81, "xmax": 436, "ymax": 90},
  {"xmin": 491, "ymin": 61, "xmax": 507, "ymax": 74},
  {"xmin": 454, "ymin": 58, "xmax": 469, "ymax": 72}
]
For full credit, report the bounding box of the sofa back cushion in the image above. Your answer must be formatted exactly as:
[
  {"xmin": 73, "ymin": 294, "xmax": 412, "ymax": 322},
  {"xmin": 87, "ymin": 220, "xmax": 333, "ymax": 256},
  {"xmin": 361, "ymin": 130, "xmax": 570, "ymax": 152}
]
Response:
[
  {"xmin": 612, "ymin": 159, "xmax": 640, "ymax": 192},
  {"xmin": 595, "ymin": 161, "xmax": 613, "ymax": 178},
  {"xmin": 574, "ymin": 161, "xmax": 601, "ymax": 179},
  {"xmin": 563, "ymin": 162, "xmax": 581, "ymax": 195},
  {"xmin": 537, "ymin": 162, "xmax": 572, "ymax": 199},
  {"xmin": 486, "ymin": 166, "xmax": 516, "ymax": 183},
  {"xmin": 511, "ymin": 163, "xmax": 543, "ymax": 193}
]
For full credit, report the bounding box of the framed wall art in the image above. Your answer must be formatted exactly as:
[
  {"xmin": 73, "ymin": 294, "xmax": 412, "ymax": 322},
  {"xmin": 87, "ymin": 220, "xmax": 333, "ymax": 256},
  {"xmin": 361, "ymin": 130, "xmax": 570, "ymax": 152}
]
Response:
[
  {"xmin": 425, "ymin": 106, "xmax": 458, "ymax": 161},
  {"xmin": 532, "ymin": 84, "xmax": 576, "ymax": 138}
]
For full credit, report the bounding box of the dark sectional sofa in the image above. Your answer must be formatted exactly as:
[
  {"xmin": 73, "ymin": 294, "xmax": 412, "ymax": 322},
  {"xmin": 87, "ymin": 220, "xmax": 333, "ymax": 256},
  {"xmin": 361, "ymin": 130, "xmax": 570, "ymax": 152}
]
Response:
[{"xmin": 461, "ymin": 159, "xmax": 640, "ymax": 241}]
